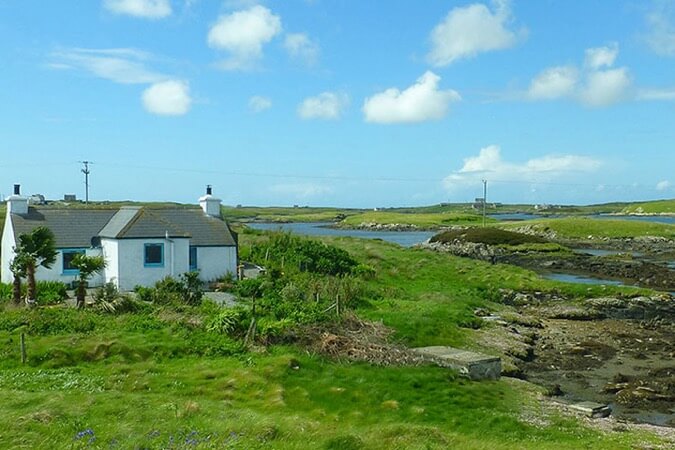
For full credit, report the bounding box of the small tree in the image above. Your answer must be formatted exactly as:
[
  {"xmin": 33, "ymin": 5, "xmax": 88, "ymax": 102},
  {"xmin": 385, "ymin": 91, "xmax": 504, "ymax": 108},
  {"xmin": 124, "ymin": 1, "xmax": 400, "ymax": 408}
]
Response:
[
  {"xmin": 15, "ymin": 227, "xmax": 57, "ymax": 306},
  {"xmin": 71, "ymin": 254, "xmax": 107, "ymax": 309},
  {"xmin": 9, "ymin": 252, "xmax": 29, "ymax": 305}
]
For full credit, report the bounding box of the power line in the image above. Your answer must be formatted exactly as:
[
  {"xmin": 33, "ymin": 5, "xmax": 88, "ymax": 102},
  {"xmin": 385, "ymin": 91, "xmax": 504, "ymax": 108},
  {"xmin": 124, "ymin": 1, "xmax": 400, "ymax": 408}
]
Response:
[{"xmin": 90, "ymin": 161, "xmax": 653, "ymax": 190}]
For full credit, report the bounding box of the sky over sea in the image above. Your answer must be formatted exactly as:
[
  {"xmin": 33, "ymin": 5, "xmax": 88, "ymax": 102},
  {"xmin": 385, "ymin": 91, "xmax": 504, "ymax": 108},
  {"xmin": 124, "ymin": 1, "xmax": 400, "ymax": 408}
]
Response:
[{"xmin": 1, "ymin": 0, "xmax": 674, "ymax": 207}]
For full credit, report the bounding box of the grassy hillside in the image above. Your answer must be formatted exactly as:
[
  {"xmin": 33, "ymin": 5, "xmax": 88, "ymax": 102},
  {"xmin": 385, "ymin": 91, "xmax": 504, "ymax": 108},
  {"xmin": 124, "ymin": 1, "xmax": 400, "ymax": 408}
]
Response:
[
  {"xmin": 621, "ymin": 199, "xmax": 675, "ymax": 214},
  {"xmin": 0, "ymin": 233, "xmax": 664, "ymax": 448},
  {"xmin": 500, "ymin": 217, "xmax": 675, "ymax": 239},
  {"xmin": 339, "ymin": 211, "xmax": 493, "ymax": 228},
  {"xmin": 222, "ymin": 205, "xmax": 363, "ymax": 223}
]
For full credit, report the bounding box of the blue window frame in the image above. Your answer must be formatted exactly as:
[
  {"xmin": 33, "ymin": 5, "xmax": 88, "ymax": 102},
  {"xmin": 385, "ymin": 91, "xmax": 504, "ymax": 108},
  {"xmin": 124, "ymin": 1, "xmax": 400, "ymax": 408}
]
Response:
[
  {"xmin": 144, "ymin": 243, "xmax": 164, "ymax": 267},
  {"xmin": 62, "ymin": 248, "xmax": 86, "ymax": 275},
  {"xmin": 189, "ymin": 246, "xmax": 198, "ymax": 271}
]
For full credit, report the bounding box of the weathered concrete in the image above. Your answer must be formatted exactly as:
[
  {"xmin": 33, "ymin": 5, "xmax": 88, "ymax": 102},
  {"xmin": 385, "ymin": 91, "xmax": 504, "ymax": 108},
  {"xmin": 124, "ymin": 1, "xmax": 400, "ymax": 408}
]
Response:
[
  {"xmin": 413, "ymin": 346, "xmax": 501, "ymax": 380},
  {"xmin": 566, "ymin": 401, "xmax": 611, "ymax": 418}
]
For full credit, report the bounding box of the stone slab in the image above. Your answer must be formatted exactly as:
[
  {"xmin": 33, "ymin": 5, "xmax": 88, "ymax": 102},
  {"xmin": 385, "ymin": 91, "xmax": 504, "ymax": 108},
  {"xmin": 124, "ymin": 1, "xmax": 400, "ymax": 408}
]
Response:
[
  {"xmin": 566, "ymin": 401, "xmax": 611, "ymax": 418},
  {"xmin": 413, "ymin": 346, "xmax": 501, "ymax": 380}
]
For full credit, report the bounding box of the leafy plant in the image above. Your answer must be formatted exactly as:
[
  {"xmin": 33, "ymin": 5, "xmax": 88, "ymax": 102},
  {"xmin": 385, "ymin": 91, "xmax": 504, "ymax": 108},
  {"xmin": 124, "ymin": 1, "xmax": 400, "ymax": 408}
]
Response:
[
  {"xmin": 71, "ymin": 254, "xmax": 106, "ymax": 309},
  {"xmin": 93, "ymin": 282, "xmax": 140, "ymax": 314}
]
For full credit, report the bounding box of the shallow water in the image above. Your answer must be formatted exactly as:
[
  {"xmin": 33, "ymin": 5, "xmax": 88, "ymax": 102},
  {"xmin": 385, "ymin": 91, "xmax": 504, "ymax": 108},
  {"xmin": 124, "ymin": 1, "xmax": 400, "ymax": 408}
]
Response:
[
  {"xmin": 247, "ymin": 222, "xmax": 434, "ymax": 247},
  {"xmin": 543, "ymin": 272, "xmax": 626, "ymax": 286}
]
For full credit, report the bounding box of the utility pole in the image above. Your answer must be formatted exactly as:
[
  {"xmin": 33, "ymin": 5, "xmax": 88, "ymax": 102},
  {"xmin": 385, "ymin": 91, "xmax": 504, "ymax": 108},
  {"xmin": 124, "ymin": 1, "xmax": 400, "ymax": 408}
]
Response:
[
  {"xmin": 482, "ymin": 179, "xmax": 488, "ymax": 227},
  {"xmin": 80, "ymin": 161, "xmax": 91, "ymax": 204}
]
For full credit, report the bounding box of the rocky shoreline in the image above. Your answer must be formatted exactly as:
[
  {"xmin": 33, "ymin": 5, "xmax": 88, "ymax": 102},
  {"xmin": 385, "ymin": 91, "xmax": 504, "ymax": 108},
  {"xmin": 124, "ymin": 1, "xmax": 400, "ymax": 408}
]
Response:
[
  {"xmin": 474, "ymin": 289, "xmax": 675, "ymax": 426},
  {"xmin": 419, "ymin": 235, "xmax": 675, "ymax": 291}
]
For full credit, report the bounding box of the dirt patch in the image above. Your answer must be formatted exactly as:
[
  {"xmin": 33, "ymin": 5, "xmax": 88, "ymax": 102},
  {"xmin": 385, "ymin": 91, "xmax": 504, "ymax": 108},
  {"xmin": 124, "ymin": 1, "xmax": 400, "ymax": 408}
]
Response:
[{"xmin": 299, "ymin": 314, "xmax": 426, "ymax": 366}]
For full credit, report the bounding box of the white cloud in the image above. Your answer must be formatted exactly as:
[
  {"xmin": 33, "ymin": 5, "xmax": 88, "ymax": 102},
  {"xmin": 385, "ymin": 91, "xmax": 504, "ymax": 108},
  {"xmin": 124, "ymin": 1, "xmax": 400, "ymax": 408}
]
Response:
[
  {"xmin": 298, "ymin": 92, "xmax": 349, "ymax": 120},
  {"xmin": 207, "ymin": 5, "xmax": 282, "ymax": 70},
  {"xmin": 443, "ymin": 145, "xmax": 601, "ymax": 190},
  {"xmin": 644, "ymin": 4, "xmax": 675, "ymax": 56},
  {"xmin": 269, "ymin": 183, "xmax": 332, "ymax": 198},
  {"xmin": 584, "ymin": 43, "xmax": 618, "ymax": 69},
  {"xmin": 524, "ymin": 44, "xmax": 631, "ymax": 107},
  {"xmin": 656, "ymin": 180, "xmax": 672, "ymax": 191},
  {"xmin": 527, "ymin": 66, "xmax": 579, "ymax": 100},
  {"xmin": 248, "ymin": 95, "xmax": 272, "ymax": 112},
  {"xmin": 578, "ymin": 67, "xmax": 631, "ymax": 107},
  {"xmin": 103, "ymin": 0, "xmax": 172, "ymax": 19},
  {"xmin": 427, "ymin": 0, "xmax": 522, "ymax": 66},
  {"xmin": 49, "ymin": 47, "xmax": 165, "ymax": 84},
  {"xmin": 636, "ymin": 88, "xmax": 675, "ymax": 100},
  {"xmin": 363, "ymin": 71, "xmax": 460, "ymax": 124},
  {"xmin": 142, "ymin": 80, "xmax": 192, "ymax": 116},
  {"xmin": 284, "ymin": 33, "xmax": 319, "ymax": 65}
]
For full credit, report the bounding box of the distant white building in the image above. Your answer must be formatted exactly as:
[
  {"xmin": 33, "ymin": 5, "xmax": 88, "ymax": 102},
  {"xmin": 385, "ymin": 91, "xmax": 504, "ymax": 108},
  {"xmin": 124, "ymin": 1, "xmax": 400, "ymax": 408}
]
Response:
[{"xmin": 1, "ymin": 185, "xmax": 238, "ymax": 291}]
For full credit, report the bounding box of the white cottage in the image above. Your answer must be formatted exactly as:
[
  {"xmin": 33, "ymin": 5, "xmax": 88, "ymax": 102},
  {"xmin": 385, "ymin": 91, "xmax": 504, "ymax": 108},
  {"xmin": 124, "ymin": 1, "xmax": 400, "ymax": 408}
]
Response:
[{"xmin": 1, "ymin": 185, "xmax": 238, "ymax": 291}]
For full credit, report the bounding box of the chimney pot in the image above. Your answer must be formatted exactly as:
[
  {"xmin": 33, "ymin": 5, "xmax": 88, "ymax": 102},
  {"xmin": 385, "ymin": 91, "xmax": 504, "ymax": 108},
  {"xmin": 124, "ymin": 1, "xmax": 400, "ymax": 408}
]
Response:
[
  {"xmin": 206, "ymin": 185, "xmax": 212, "ymax": 196},
  {"xmin": 13, "ymin": 184, "xmax": 20, "ymax": 195}
]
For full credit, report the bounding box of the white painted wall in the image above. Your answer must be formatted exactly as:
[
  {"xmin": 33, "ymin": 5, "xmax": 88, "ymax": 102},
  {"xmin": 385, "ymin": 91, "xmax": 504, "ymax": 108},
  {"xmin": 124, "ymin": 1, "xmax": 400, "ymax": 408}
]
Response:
[
  {"xmin": 1, "ymin": 212, "xmax": 16, "ymax": 284},
  {"xmin": 101, "ymin": 238, "xmax": 119, "ymax": 288},
  {"xmin": 115, "ymin": 238, "xmax": 190, "ymax": 291},
  {"xmin": 195, "ymin": 246, "xmax": 237, "ymax": 282}
]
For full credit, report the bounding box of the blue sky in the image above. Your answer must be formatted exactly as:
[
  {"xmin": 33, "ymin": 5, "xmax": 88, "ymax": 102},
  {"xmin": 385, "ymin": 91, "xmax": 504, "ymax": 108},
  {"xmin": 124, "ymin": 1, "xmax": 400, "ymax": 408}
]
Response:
[{"xmin": 1, "ymin": 0, "xmax": 674, "ymax": 207}]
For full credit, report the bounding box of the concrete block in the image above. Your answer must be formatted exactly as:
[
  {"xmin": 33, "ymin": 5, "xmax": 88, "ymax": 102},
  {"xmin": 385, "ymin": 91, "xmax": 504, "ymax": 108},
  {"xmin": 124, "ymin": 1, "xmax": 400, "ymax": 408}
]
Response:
[
  {"xmin": 413, "ymin": 346, "xmax": 501, "ymax": 380},
  {"xmin": 566, "ymin": 401, "xmax": 611, "ymax": 418}
]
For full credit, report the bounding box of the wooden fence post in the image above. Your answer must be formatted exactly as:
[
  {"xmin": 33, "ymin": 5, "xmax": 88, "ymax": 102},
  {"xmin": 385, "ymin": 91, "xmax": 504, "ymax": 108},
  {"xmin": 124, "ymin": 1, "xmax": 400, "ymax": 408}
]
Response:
[{"xmin": 20, "ymin": 332, "xmax": 26, "ymax": 364}]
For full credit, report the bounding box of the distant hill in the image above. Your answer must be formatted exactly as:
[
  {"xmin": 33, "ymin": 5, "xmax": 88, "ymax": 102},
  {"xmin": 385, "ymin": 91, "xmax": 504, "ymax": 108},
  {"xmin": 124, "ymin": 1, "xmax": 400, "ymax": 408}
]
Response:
[{"xmin": 621, "ymin": 199, "xmax": 675, "ymax": 214}]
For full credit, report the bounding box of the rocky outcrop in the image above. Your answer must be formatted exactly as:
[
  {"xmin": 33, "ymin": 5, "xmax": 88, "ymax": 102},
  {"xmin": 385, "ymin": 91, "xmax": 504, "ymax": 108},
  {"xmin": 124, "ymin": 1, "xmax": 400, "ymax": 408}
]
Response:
[
  {"xmin": 585, "ymin": 295, "xmax": 675, "ymax": 320},
  {"xmin": 421, "ymin": 239, "xmax": 500, "ymax": 261}
]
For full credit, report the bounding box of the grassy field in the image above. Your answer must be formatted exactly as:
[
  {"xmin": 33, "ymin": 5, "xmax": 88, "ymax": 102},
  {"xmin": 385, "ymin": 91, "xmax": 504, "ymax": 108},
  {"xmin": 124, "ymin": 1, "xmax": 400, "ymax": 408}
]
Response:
[
  {"xmin": 222, "ymin": 206, "xmax": 363, "ymax": 223},
  {"xmin": 499, "ymin": 217, "xmax": 675, "ymax": 239},
  {"xmin": 621, "ymin": 199, "xmax": 675, "ymax": 214},
  {"xmin": 339, "ymin": 211, "xmax": 493, "ymax": 228},
  {"xmin": 0, "ymin": 232, "xmax": 663, "ymax": 448}
]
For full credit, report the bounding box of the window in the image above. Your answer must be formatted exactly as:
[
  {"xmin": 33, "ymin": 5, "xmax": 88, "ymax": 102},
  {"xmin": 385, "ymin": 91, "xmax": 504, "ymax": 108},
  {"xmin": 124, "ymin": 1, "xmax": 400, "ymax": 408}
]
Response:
[
  {"xmin": 144, "ymin": 243, "xmax": 164, "ymax": 267},
  {"xmin": 62, "ymin": 249, "xmax": 85, "ymax": 274},
  {"xmin": 189, "ymin": 246, "xmax": 198, "ymax": 271}
]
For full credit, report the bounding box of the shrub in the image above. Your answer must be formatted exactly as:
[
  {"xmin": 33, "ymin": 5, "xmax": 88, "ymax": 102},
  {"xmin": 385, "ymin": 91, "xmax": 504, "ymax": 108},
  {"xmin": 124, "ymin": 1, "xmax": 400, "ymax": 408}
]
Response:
[
  {"xmin": 133, "ymin": 272, "xmax": 204, "ymax": 306},
  {"xmin": 206, "ymin": 307, "xmax": 250, "ymax": 335},
  {"xmin": 250, "ymin": 232, "xmax": 358, "ymax": 276},
  {"xmin": 35, "ymin": 281, "xmax": 68, "ymax": 305},
  {"xmin": 0, "ymin": 283, "xmax": 12, "ymax": 301},
  {"xmin": 93, "ymin": 282, "xmax": 144, "ymax": 314},
  {"xmin": 0, "ymin": 281, "xmax": 68, "ymax": 305}
]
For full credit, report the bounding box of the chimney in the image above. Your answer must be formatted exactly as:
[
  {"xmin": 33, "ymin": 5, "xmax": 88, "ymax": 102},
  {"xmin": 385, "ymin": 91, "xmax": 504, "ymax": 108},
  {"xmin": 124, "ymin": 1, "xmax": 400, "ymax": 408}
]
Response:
[
  {"xmin": 199, "ymin": 185, "xmax": 222, "ymax": 218},
  {"xmin": 7, "ymin": 184, "xmax": 28, "ymax": 215}
]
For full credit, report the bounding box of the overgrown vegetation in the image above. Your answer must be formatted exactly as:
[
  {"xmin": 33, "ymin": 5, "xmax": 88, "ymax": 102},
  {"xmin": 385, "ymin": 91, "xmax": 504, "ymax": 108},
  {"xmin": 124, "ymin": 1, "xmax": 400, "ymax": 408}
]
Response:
[{"xmin": 0, "ymin": 280, "xmax": 68, "ymax": 305}]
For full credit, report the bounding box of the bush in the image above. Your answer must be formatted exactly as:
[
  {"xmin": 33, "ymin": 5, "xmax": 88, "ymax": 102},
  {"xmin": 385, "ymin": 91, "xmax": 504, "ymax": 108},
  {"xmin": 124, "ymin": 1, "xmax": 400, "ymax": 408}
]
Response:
[
  {"xmin": 250, "ymin": 232, "xmax": 358, "ymax": 276},
  {"xmin": 206, "ymin": 307, "xmax": 250, "ymax": 335},
  {"xmin": 0, "ymin": 283, "xmax": 12, "ymax": 301},
  {"xmin": 133, "ymin": 272, "xmax": 204, "ymax": 306},
  {"xmin": 35, "ymin": 281, "xmax": 68, "ymax": 305},
  {"xmin": 0, "ymin": 281, "xmax": 68, "ymax": 305},
  {"xmin": 93, "ymin": 282, "xmax": 145, "ymax": 314}
]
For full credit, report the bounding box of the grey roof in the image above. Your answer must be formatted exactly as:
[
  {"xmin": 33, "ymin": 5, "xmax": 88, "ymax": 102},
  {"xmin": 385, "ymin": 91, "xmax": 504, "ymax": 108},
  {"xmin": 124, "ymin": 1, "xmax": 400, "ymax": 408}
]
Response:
[
  {"xmin": 10, "ymin": 208, "xmax": 117, "ymax": 248},
  {"xmin": 9, "ymin": 206, "xmax": 237, "ymax": 248},
  {"xmin": 151, "ymin": 209, "xmax": 237, "ymax": 246}
]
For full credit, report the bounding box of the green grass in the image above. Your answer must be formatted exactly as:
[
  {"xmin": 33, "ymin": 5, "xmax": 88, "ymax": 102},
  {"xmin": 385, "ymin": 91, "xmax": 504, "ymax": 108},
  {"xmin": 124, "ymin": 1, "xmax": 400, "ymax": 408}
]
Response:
[
  {"xmin": 339, "ymin": 211, "xmax": 492, "ymax": 229},
  {"xmin": 0, "ymin": 227, "xmax": 669, "ymax": 448},
  {"xmin": 222, "ymin": 206, "xmax": 363, "ymax": 223},
  {"xmin": 500, "ymin": 217, "xmax": 675, "ymax": 239},
  {"xmin": 621, "ymin": 199, "xmax": 675, "ymax": 214}
]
